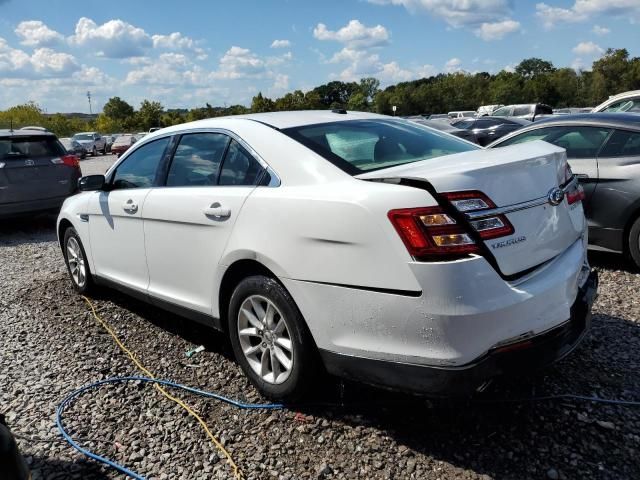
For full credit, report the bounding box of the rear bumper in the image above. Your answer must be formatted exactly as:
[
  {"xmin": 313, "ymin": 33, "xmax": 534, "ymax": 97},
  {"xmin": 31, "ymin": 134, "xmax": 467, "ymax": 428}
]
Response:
[
  {"xmin": 320, "ymin": 270, "xmax": 598, "ymax": 396},
  {"xmin": 0, "ymin": 195, "xmax": 71, "ymax": 219}
]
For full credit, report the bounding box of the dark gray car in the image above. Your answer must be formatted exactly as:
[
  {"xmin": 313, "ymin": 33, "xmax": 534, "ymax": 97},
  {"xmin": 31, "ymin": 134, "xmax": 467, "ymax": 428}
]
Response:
[
  {"xmin": 0, "ymin": 130, "xmax": 82, "ymax": 218},
  {"xmin": 488, "ymin": 113, "xmax": 640, "ymax": 267}
]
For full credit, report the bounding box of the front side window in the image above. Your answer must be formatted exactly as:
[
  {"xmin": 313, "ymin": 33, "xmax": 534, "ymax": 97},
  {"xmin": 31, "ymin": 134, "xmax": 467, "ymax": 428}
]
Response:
[
  {"xmin": 513, "ymin": 106, "xmax": 532, "ymax": 116},
  {"xmin": 492, "ymin": 106, "xmax": 512, "ymax": 116},
  {"xmin": 111, "ymin": 137, "xmax": 170, "ymax": 190},
  {"xmin": 497, "ymin": 126, "xmax": 611, "ymax": 158},
  {"xmin": 599, "ymin": 129, "xmax": 640, "ymax": 157},
  {"xmin": 603, "ymin": 99, "xmax": 640, "ymax": 113},
  {"xmin": 283, "ymin": 119, "xmax": 478, "ymax": 174},
  {"xmin": 219, "ymin": 139, "xmax": 264, "ymax": 186},
  {"xmin": 166, "ymin": 133, "xmax": 229, "ymax": 187}
]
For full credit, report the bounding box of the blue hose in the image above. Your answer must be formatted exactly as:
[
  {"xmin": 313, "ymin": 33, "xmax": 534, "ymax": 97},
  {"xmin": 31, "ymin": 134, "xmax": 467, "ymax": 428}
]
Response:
[
  {"xmin": 56, "ymin": 376, "xmax": 283, "ymax": 480},
  {"xmin": 56, "ymin": 376, "xmax": 640, "ymax": 479}
]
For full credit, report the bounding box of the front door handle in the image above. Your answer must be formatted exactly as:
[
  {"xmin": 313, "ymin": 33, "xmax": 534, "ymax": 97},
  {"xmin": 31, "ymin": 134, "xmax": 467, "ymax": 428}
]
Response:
[
  {"xmin": 122, "ymin": 200, "xmax": 138, "ymax": 213},
  {"xmin": 203, "ymin": 202, "xmax": 231, "ymax": 219}
]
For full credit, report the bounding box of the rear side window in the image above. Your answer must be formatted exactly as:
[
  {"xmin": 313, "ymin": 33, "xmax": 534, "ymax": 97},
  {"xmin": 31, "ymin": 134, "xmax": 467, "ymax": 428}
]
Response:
[
  {"xmin": 497, "ymin": 126, "xmax": 610, "ymax": 158},
  {"xmin": 111, "ymin": 137, "xmax": 170, "ymax": 190},
  {"xmin": 219, "ymin": 139, "xmax": 264, "ymax": 186},
  {"xmin": 166, "ymin": 133, "xmax": 229, "ymax": 187},
  {"xmin": 599, "ymin": 130, "xmax": 640, "ymax": 157},
  {"xmin": 492, "ymin": 106, "xmax": 511, "ymax": 116},
  {"xmin": 283, "ymin": 119, "xmax": 477, "ymax": 174},
  {"xmin": 0, "ymin": 136, "xmax": 65, "ymax": 159}
]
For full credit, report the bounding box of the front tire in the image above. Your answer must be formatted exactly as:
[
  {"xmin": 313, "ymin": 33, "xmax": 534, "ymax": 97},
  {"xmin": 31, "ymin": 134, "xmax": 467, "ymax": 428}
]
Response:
[
  {"xmin": 91, "ymin": 146, "xmax": 97, "ymax": 156},
  {"xmin": 63, "ymin": 227, "xmax": 93, "ymax": 294},
  {"xmin": 228, "ymin": 275, "xmax": 317, "ymax": 401},
  {"xmin": 629, "ymin": 216, "xmax": 640, "ymax": 269}
]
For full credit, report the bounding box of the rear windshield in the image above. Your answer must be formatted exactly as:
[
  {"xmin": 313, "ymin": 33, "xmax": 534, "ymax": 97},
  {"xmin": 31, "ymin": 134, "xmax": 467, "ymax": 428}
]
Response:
[
  {"xmin": 114, "ymin": 135, "xmax": 133, "ymax": 145},
  {"xmin": 0, "ymin": 136, "xmax": 65, "ymax": 160},
  {"xmin": 282, "ymin": 119, "xmax": 477, "ymax": 174}
]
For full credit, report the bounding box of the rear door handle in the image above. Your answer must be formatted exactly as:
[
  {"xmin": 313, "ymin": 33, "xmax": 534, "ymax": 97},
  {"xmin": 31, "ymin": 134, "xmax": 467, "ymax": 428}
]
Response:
[
  {"xmin": 203, "ymin": 202, "xmax": 231, "ymax": 218},
  {"xmin": 122, "ymin": 200, "xmax": 138, "ymax": 213}
]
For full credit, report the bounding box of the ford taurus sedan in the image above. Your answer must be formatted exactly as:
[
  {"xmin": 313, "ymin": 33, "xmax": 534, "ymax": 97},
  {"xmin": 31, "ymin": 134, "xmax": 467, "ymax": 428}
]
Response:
[{"xmin": 57, "ymin": 111, "xmax": 597, "ymax": 400}]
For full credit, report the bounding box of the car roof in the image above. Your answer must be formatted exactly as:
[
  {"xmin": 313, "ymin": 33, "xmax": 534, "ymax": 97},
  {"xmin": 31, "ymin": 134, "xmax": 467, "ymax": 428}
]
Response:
[
  {"xmin": 533, "ymin": 112, "xmax": 640, "ymax": 129},
  {"xmin": 228, "ymin": 110, "xmax": 388, "ymax": 129},
  {"xmin": 0, "ymin": 129, "xmax": 57, "ymax": 137},
  {"xmin": 606, "ymin": 90, "xmax": 640, "ymax": 100}
]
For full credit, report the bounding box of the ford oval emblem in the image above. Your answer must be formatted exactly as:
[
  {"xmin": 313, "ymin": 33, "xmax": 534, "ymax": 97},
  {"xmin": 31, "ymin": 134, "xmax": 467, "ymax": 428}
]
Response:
[{"xmin": 548, "ymin": 187, "xmax": 564, "ymax": 206}]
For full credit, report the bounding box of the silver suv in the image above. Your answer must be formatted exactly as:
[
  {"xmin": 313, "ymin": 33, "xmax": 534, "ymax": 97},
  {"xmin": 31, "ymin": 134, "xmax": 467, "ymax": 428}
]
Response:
[{"xmin": 72, "ymin": 132, "xmax": 107, "ymax": 156}]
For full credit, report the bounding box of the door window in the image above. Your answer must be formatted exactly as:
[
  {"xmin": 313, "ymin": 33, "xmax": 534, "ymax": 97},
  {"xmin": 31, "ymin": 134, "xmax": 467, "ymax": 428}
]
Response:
[
  {"xmin": 166, "ymin": 133, "xmax": 229, "ymax": 187},
  {"xmin": 218, "ymin": 139, "xmax": 264, "ymax": 186},
  {"xmin": 497, "ymin": 126, "xmax": 610, "ymax": 158},
  {"xmin": 599, "ymin": 130, "xmax": 640, "ymax": 157},
  {"xmin": 111, "ymin": 137, "xmax": 169, "ymax": 190},
  {"xmin": 603, "ymin": 99, "xmax": 640, "ymax": 113},
  {"xmin": 513, "ymin": 106, "xmax": 532, "ymax": 116},
  {"xmin": 492, "ymin": 106, "xmax": 512, "ymax": 116}
]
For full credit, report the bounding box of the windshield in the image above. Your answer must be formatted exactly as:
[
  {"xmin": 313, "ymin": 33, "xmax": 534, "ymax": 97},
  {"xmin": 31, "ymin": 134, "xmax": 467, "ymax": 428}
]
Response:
[
  {"xmin": 114, "ymin": 135, "xmax": 132, "ymax": 145},
  {"xmin": 73, "ymin": 134, "xmax": 93, "ymax": 141},
  {"xmin": 282, "ymin": 119, "xmax": 477, "ymax": 175}
]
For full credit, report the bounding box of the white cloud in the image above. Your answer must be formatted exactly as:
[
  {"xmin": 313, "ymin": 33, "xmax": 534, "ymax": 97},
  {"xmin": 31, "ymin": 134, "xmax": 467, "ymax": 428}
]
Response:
[
  {"xmin": 474, "ymin": 20, "xmax": 520, "ymax": 41},
  {"xmin": 313, "ymin": 20, "xmax": 389, "ymax": 47},
  {"xmin": 592, "ymin": 24, "xmax": 610, "ymax": 35},
  {"xmin": 0, "ymin": 39, "xmax": 79, "ymax": 78},
  {"xmin": 211, "ymin": 46, "xmax": 266, "ymax": 79},
  {"xmin": 270, "ymin": 39, "xmax": 291, "ymax": 48},
  {"xmin": 15, "ymin": 20, "xmax": 63, "ymax": 47},
  {"xmin": 152, "ymin": 32, "xmax": 207, "ymax": 59},
  {"xmin": 571, "ymin": 57, "xmax": 586, "ymax": 71},
  {"xmin": 272, "ymin": 73, "xmax": 289, "ymax": 91},
  {"xmin": 68, "ymin": 17, "xmax": 152, "ymax": 58},
  {"xmin": 445, "ymin": 57, "xmax": 462, "ymax": 73},
  {"xmin": 572, "ymin": 41, "xmax": 604, "ymax": 56},
  {"xmin": 368, "ymin": 0, "xmax": 512, "ymax": 27},
  {"xmin": 536, "ymin": 1, "xmax": 640, "ymax": 28}
]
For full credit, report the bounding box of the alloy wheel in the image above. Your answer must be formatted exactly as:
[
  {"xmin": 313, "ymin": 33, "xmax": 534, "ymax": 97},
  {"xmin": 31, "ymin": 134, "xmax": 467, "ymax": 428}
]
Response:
[
  {"xmin": 237, "ymin": 295, "xmax": 294, "ymax": 385},
  {"xmin": 66, "ymin": 237, "xmax": 86, "ymax": 288}
]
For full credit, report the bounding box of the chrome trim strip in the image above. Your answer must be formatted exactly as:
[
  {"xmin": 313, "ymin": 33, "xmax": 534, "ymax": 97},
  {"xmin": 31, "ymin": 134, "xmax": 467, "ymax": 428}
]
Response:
[
  {"xmin": 465, "ymin": 196, "xmax": 547, "ymax": 220},
  {"xmin": 464, "ymin": 176, "xmax": 579, "ymax": 220}
]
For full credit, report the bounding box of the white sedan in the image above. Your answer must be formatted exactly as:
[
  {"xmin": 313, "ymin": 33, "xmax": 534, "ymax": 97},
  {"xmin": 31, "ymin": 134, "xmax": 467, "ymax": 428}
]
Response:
[{"xmin": 57, "ymin": 111, "xmax": 597, "ymax": 400}]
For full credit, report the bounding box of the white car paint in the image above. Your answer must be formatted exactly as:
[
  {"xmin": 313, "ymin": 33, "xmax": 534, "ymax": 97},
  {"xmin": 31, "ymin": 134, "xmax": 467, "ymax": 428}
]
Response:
[{"xmin": 58, "ymin": 111, "xmax": 593, "ymax": 393}]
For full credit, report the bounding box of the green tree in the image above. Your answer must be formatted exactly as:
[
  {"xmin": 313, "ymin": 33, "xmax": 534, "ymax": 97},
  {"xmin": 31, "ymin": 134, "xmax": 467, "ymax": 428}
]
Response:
[
  {"xmin": 103, "ymin": 97, "xmax": 134, "ymax": 122},
  {"xmin": 137, "ymin": 100, "xmax": 164, "ymax": 130},
  {"xmin": 515, "ymin": 58, "xmax": 555, "ymax": 78},
  {"xmin": 251, "ymin": 93, "xmax": 275, "ymax": 112}
]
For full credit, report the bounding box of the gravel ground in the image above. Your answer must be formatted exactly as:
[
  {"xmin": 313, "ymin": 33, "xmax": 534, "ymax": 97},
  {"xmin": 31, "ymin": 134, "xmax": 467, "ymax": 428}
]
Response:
[{"xmin": 1, "ymin": 180, "xmax": 639, "ymax": 479}]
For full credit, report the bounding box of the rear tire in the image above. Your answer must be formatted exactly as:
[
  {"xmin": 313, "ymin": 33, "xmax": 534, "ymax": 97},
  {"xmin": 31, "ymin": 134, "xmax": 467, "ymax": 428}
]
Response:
[
  {"xmin": 629, "ymin": 217, "xmax": 640, "ymax": 269},
  {"xmin": 63, "ymin": 227, "xmax": 93, "ymax": 294},
  {"xmin": 102, "ymin": 145, "xmax": 107, "ymax": 155},
  {"xmin": 228, "ymin": 275, "xmax": 317, "ymax": 401}
]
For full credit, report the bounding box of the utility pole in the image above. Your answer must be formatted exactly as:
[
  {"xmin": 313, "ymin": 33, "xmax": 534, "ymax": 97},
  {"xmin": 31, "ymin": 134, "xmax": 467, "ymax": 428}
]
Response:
[{"xmin": 87, "ymin": 91, "xmax": 92, "ymax": 115}]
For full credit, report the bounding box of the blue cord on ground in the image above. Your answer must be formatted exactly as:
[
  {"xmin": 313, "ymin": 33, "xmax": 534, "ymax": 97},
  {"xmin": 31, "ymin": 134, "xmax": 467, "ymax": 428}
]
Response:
[
  {"xmin": 56, "ymin": 376, "xmax": 283, "ymax": 480},
  {"xmin": 55, "ymin": 375, "xmax": 640, "ymax": 479}
]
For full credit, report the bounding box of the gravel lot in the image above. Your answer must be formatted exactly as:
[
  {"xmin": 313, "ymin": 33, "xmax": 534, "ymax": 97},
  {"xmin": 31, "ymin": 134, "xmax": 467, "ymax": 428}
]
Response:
[{"xmin": 1, "ymin": 155, "xmax": 639, "ymax": 479}]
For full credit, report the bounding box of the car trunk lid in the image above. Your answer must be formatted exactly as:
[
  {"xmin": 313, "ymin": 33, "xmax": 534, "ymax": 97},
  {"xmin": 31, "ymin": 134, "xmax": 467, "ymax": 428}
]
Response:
[{"xmin": 357, "ymin": 141, "xmax": 586, "ymax": 276}]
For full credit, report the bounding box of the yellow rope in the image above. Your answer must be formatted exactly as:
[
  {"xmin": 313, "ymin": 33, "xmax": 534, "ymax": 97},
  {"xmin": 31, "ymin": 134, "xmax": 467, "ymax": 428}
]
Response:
[{"xmin": 81, "ymin": 295, "xmax": 243, "ymax": 480}]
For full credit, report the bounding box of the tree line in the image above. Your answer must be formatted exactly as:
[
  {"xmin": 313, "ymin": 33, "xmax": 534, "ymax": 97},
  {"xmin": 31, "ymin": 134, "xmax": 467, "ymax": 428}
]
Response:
[{"xmin": 1, "ymin": 48, "xmax": 638, "ymax": 138}]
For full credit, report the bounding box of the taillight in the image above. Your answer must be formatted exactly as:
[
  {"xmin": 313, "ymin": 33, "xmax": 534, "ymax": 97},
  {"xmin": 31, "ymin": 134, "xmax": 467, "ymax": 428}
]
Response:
[
  {"xmin": 566, "ymin": 183, "xmax": 585, "ymax": 205},
  {"xmin": 51, "ymin": 155, "xmax": 80, "ymax": 168},
  {"xmin": 388, "ymin": 206, "xmax": 479, "ymax": 258},
  {"xmin": 389, "ymin": 190, "xmax": 515, "ymax": 260},
  {"xmin": 442, "ymin": 191, "xmax": 514, "ymax": 240}
]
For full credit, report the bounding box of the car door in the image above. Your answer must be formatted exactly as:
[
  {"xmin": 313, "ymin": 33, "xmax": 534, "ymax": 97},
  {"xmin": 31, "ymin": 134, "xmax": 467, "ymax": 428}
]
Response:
[
  {"xmin": 86, "ymin": 136, "xmax": 171, "ymax": 292},
  {"xmin": 143, "ymin": 132, "xmax": 267, "ymax": 316}
]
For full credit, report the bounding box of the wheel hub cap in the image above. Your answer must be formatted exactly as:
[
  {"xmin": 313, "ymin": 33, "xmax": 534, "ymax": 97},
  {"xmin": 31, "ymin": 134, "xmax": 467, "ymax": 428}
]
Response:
[{"xmin": 237, "ymin": 295, "xmax": 294, "ymax": 385}]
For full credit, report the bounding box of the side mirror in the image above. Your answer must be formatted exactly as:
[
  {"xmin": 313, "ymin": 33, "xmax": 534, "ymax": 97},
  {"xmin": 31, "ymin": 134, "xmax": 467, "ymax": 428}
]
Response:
[{"xmin": 78, "ymin": 174, "xmax": 105, "ymax": 191}]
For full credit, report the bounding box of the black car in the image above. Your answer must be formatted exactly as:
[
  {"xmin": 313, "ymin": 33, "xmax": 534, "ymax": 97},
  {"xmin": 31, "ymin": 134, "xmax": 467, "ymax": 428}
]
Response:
[
  {"xmin": 488, "ymin": 113, "xmax": 640, "ymax": 268},
  {"xmin": 408, "ymin": 118, "xmax": 477, "ymax": 143},
  {"xmin": 0, "ymin": 130, "xmax": 82, "ymax": 218},
  {"xmin": 450, "ymin": 116, "xmax": 530, "ymax": 146}
]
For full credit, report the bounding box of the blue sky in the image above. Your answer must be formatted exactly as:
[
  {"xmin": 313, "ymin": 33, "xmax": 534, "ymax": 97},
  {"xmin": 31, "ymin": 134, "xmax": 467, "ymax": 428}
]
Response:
[{"xmin": 0, "ymin": 0, "xmax": 638, "ymax": 112}]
